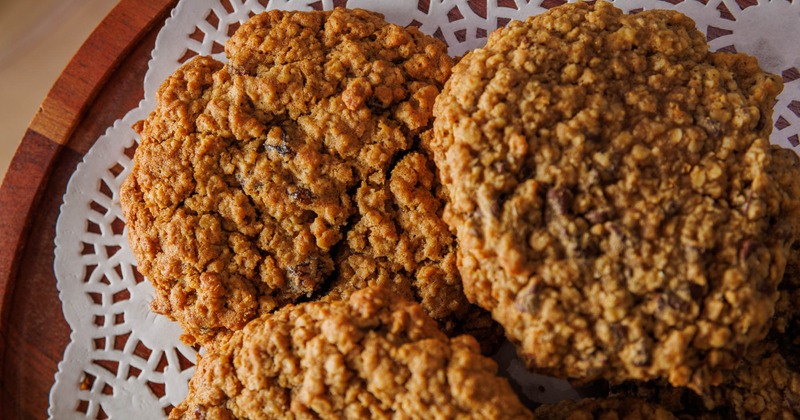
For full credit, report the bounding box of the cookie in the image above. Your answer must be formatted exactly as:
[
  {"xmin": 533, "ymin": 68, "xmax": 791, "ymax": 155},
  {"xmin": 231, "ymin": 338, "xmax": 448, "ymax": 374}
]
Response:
[
  {"xmin": 323, "ymin": 151, "xmax": 501, "ymax": 351},
  {"xmin": 169, "ymin": 287, "xmax": 533, "ymax": 419},
  {"xmin": 614, "ymin": 298, "xmax": 800, "ymax": 419},
  {"xmin": 698, "ymin": 240, "xmax": 800, "ymax": 418},
  {"xmin": 533, "ymin": 397, "xmax": 676, "ymax": 420},
  {"xmin": 120, "ymin": 8, "xmax": 497, "ymax": 346},
  {"xmin": 612, "ymin": 239, "xmax": 800, "ymax": 418},
  {"xmin": 703, "ymin": 324, "xmax": 800, "ymax": 418},
  {"xmin": 429, "ymin": 1, "xmax": 797, "ymax": 391}
]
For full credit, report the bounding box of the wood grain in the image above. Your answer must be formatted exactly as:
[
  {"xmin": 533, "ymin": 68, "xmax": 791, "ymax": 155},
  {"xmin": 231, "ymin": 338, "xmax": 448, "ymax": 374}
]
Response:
[
  {"xmin": 29, "ymin": 1, "xmax": 174, "ymax": 146},
  {"xmin": 0, "ymin": 0, "xmax": 177, "ymax": 417}
]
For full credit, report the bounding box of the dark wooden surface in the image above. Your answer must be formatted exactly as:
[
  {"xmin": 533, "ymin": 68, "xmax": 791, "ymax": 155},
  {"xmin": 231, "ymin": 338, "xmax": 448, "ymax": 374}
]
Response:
[{"xmin": 0, "ymin": 0, "xmax": 177, "ymax": 417}]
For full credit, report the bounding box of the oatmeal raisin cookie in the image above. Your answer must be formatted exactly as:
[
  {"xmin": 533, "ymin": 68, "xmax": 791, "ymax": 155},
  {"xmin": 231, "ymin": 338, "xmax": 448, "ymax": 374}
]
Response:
[
  {"xmin": 429, "ymin": 1, "xmax": 797, "ymax": 391},
  {"xmin": 120, "ymin": 8, "xmax": 494, "ymax": 346},
  {"xmin": 613, "ymin": 233, "xmax": 800, "ymax": 418},
  {"xmin": 169, "ymin": 287, "xmax": 532, "ymax": 419}
]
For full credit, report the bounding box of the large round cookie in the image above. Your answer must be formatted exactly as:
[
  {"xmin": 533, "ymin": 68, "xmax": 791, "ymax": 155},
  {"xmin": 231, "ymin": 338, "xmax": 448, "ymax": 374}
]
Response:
[
  {"xmin": 169, "ymin": 287, "xmax": 533, "ymax": 419},
  {"xmin": 120, "ymin": 8, "xmax": 490, "ymax": 346},
  {"xmin": 430, "ymin": 1, "xmax": 798, "ymax": 391}
]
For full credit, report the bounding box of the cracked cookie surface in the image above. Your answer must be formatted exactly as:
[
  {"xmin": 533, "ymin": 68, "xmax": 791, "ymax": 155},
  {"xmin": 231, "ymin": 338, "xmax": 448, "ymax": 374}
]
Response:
[
  {"xmin": 169, "ymin": 287, "xmax": 532, "ymax": 419},
  {"xmin": 120, "ymin": 8, "xmax": 494, "ymax": 346},
  {"xmin": 324, "ymin": 151, "xmax": 501, "ymax": 351},
  {"xmin": 429, "ymin": 1, "xmax": 798, "ymax": 391}
]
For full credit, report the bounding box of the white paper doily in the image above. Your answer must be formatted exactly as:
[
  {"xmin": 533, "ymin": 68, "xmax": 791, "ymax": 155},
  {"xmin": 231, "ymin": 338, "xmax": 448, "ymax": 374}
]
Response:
[{"xmin": 51, "ymin": 0, "xmax": 800, "ymax": 418}]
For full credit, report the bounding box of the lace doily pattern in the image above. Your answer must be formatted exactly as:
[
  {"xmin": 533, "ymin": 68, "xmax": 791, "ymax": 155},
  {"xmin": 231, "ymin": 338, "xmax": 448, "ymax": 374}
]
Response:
[
  {"xmin": 51, "ymin": 0, "xmax": 800, "ymax": 418},
  {"xmin": 52, "ymin": 107, "xmax": 199, "ymax": 419}
]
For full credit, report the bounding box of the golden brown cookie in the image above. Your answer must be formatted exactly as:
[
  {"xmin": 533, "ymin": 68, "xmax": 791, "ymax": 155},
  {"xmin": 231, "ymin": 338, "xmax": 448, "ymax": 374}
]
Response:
[
  {"xmin": 323, "ymin": 151, "xmax": 501, "ymax": 350},
  {"xmin": 429, "ymin": 1, "xmax": 797, "ymax": 392},
  {"xmin": 613, "ymin": 298, "xmax": 800, "ymax": 419},
  {"xmin": 612, "ymin": 238, "xmax": 800, "ymax": 418},
  {"xmin": 533, "ymin": 397, "xmax": 676, "ymax": 420},
  {"xmin": 120, "ymin": 8, "xmax": 498, "ymax": 347},
  {"xmin": 698, "ymin": 239, "xmax": 800, "ymax": 418},
  {"xmin": 169, "ymin": 287, "xmax": 533, "ymax": 419}
]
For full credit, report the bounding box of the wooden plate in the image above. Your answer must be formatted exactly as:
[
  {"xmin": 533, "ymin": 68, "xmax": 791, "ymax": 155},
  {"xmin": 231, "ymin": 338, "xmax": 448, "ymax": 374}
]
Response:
[{"xmin": 0, "ymin": 1, "xmax": 177, "ymax": 417}]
